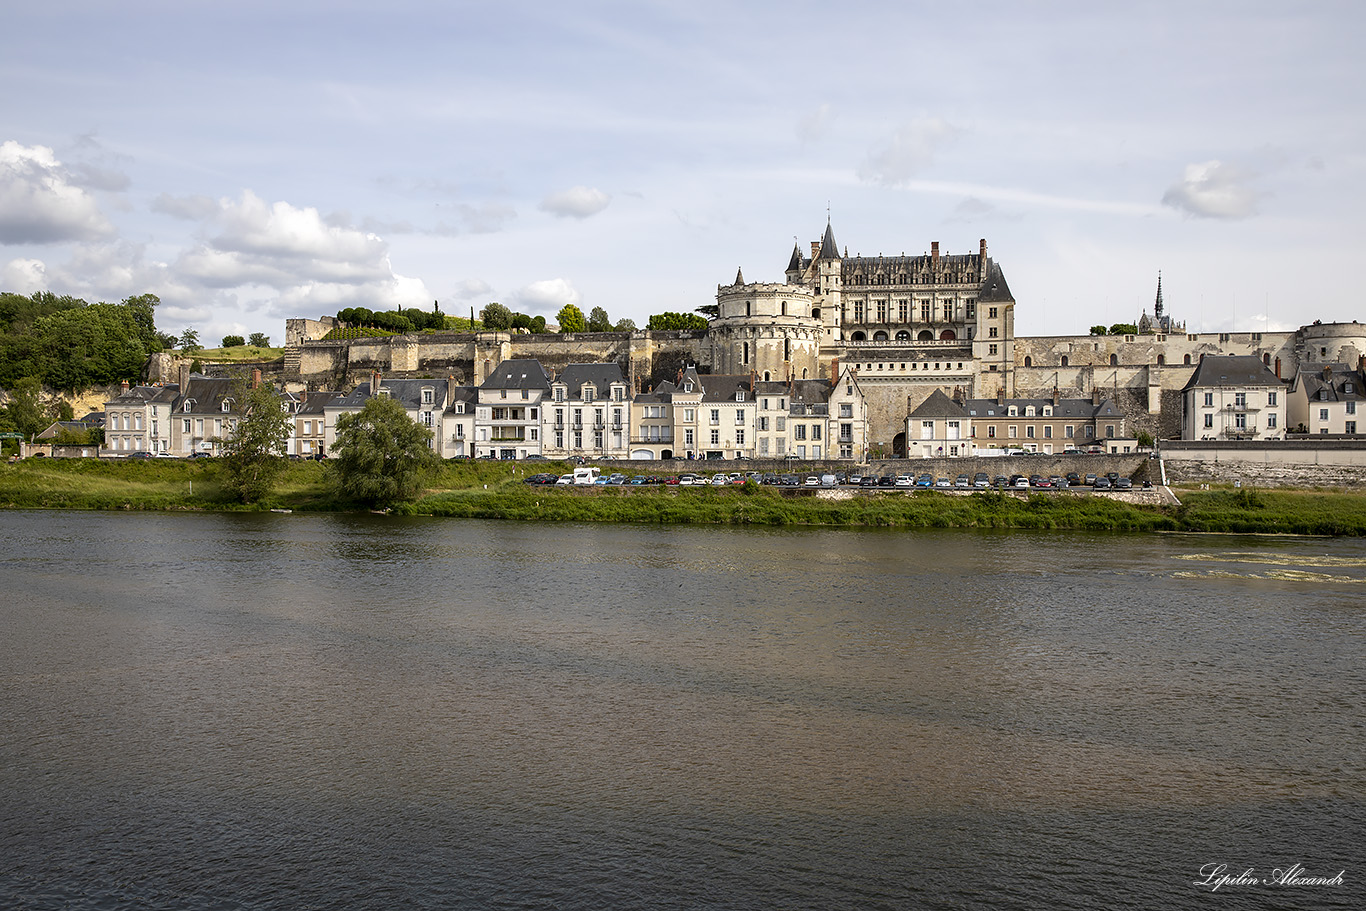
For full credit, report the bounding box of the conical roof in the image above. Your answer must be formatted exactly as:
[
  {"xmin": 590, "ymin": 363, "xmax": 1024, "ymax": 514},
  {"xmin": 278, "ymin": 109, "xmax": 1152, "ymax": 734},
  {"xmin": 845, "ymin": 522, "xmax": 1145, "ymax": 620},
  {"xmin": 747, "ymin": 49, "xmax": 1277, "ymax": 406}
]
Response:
[{"xmin": 817, "ymin": 221, "xmax": 840, "ymax": 261}]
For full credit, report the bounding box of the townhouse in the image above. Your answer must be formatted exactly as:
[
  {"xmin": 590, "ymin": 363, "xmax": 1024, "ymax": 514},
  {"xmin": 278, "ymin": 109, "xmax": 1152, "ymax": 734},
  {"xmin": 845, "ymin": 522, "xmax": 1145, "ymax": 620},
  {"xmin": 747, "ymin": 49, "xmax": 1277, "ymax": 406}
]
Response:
[
  {"xmin": 473, "ymin": 359, "xmax": 551, "ymax": 459},
  {"xmin": 1181, "ymin": 355, "xmax": 1287, "ymax": 441},
  {"xmin": 542, "ymin": 363, "xmax": 632, "ymax": 460},
  {"xmin": 1288, "ymin": 363, "xmax": 1366, "ymax": 436}
]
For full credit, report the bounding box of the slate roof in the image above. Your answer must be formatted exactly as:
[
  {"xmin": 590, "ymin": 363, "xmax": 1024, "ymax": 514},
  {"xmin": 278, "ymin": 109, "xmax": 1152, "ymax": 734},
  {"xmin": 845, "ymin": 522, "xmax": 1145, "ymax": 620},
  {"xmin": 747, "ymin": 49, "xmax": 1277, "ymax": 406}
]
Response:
[
  {"xmin": 817, "ymin": 222, "xmax": 840, "ymax": 261},
  {"xmin": 482, "ymin": 358, "xmax": 552, "ymax": 391},
  {"xmin": 556, "ymin": 363, "xmax": 625, "ymax": 393},
  {"xmin": 909, "ymin": 389, "xmax": 967, "ymax": 419},
  {"xmin": 107, "ymin": 383, "xmax": 180, "ymax": 406},
  {"xmin": 443, "ymin": 385, "xmax": 478, "ymax": 414},
  {"xmin": 297, "ymin": 391, "xmax": 343, "ymax": 415},
  {"xmin": 962, "ymin": 397, "xmax": 1118, "ymax": 420},
  {"xmin": 1293, "ymin": 365, "xmax": 1365, "ymax": 402},
  {"xmin": 330, "ymin": 377, "xmax": 449, "ymax": 411},
  {"xmin": 1182, "ymin": 355, "xmax": 1284, "ymax": 391},
  {"xmin": 977, "ymin": 262, "xmax": 1014, "ymax": 302},
  {"xmin": 177, "ymin": 376, "xmax": 236, "ymax": 414}
]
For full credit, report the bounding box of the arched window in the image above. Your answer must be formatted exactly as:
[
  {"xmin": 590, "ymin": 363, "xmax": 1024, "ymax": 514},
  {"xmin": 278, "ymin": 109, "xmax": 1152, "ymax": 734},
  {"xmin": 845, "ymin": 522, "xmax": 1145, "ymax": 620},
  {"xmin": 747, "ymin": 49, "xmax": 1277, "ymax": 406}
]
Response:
[
  {"xmin": 763, "ymin": 371, "xmax": 771, "ymax": 382},
  {"xmin": 851, "ymin": 331, "xmax": 866, "ymax": 341},
  {"xmin": 1157, "ymin": 354, "xmax": 1165, "ymax": 366},
  {"xmin": 812, "ymin": 308, "xmax": 820, "ymax": 320},
  {"xmin": 895, "ymin": 330, "xmax": 910, "ymax": 341},
  {"xmin": 1023, "ymin": 356, "xmax": 1033, "ymax": 368},
  {"xmin": 1110, "ymin": 354, "xmax": 1118, "ymax": 366},
  {"xmin": 873, "ymin": 330, "xmax": 888, "ymax": 341},
  {"xmin": 1183, "ymin": 354, "xmax": 1191, "ymax": 366},
  {"xmin": 918, "ymin": 330, "xmax": 934, "ymax": 341},
  {"xmin": 1061, "ymin": 356, "xmax": 1069, "ymax": 367}
]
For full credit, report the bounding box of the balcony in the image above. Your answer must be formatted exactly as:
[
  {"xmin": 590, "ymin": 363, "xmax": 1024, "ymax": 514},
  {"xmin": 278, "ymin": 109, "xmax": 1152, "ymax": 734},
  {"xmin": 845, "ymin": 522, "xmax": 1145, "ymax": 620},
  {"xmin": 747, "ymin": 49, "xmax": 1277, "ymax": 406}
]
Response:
[{"xmin": 630, "ymin": 432, "xmax": 674, "ymax": 444}]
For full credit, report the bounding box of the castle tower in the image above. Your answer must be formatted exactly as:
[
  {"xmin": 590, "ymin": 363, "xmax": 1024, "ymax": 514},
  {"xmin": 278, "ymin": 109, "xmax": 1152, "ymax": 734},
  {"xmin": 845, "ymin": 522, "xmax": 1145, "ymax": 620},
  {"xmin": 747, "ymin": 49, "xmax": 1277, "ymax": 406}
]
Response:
[{"xmin": 710, "ymin": 270, "xmax": 821, "ymax": 381}]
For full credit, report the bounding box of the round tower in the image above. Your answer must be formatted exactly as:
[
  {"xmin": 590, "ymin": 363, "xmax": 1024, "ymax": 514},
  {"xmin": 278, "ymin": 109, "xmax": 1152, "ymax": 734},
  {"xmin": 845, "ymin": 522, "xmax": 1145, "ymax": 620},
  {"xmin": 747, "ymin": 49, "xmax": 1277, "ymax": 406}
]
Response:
[{"xmin": 709, "ymin": 270, "xmax": 821, "ymax": 381}]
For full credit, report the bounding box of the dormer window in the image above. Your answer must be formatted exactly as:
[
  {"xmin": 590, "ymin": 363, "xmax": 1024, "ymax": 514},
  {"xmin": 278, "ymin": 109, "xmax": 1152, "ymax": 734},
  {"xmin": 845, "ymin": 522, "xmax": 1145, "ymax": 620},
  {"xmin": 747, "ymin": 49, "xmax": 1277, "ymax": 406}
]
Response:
[
  {"xmin": 1346, "ymin": 382, "xmax": 1355, "ymax": 395},
  {"xmin": 1043, "ymin": 406, "xmax": 1052, "ymax": 417},
  {"xmin": 222, "ymin": 399, "xmax": 233, "ymax": 413},
  {"xmin": 183, "ymin": 401, "xmax": 192, "ymax": 413},
  {"xmin": 555, "ymin": 387, "xmax": 565, "ymax": 402},
  {"xmin": 422, "ymin": 387, "xmax": 434, "ymax": 405},
  {"xmin": 735, "ymin": 391, "xmax": 744, "ymax": 402},
  {"xmin": 1008, "ymin": 406, "xmax": 1018, "ymax": 417}
]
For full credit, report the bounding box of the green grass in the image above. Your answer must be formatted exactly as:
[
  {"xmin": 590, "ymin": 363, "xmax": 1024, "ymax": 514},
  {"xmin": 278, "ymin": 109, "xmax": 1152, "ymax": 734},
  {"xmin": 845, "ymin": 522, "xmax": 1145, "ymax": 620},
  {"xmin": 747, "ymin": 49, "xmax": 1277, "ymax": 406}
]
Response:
[
  {"xmin": 5, "ymin": 459, "xmax": 1366, "ymax": 535},
  {"xmin": 191, "ymin": 346, "xmax": 285, "ymax": 362}
]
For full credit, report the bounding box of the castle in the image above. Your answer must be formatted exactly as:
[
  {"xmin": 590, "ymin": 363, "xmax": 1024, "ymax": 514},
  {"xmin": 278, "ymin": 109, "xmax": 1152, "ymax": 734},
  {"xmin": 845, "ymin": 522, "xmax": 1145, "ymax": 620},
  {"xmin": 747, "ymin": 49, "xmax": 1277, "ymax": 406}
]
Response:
[{"xmin": 278, "ymin": 220, "xmax": 1366, "ymax": 453}]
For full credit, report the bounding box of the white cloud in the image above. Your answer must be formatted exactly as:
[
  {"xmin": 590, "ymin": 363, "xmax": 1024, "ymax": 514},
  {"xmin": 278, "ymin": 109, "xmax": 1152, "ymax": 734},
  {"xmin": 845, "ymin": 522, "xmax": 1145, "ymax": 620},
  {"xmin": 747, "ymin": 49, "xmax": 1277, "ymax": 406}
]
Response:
[
  {"xmin": 0, "ymin": 141, "xmax": 114, "ymax": 244},
  {"xmin": 539, "ymin": 186, "xmax": 611, "ymax": 219},
  {"xmin": 510, "ymin": 278, "xmax": 582, "ymax": 314},
  {"xmin": 1161, "ymin": 160, "xmax": 1260, "ymax": 219},
  {"xmin": 1, "ymin": 257, "xmax": 48, "ymax": 294},
  {"xmin": 150, "ymin": 193, "xmax": 221, "ymax": 221},
  {"xmin": 857, "ymin": 119, "xmax": 962, "ymax": 186}
]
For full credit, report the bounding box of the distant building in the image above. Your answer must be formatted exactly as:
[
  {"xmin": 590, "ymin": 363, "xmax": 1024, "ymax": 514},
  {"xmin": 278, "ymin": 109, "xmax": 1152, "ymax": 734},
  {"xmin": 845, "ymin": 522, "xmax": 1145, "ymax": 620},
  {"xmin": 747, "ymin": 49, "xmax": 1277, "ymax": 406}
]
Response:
[{"xmin": 1288, "ymin": 362, "xmax": 1366, "ymax": 435}]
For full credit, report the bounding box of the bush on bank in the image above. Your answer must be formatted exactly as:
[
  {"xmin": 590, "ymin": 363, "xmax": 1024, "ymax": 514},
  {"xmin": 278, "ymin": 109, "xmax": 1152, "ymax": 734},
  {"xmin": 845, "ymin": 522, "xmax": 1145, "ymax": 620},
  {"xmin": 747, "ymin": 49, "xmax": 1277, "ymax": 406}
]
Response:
[{"xmin": 4, "ymin": 458, "xmax": 1366, "ymax": 534}]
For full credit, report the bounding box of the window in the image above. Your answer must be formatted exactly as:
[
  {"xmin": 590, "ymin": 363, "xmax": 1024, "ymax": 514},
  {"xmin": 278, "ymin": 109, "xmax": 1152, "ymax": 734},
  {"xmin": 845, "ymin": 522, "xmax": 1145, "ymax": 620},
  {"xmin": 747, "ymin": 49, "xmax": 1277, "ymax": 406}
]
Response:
[
  {"xmin": 988, "ymin": 344, "xmax": 998, "ymax": 356},
  {"xmin": 735, "ymin": 430, "xmax": 745, "ymax": 446},
  {"xmin": 422, "ymin": 411, "xmax": 433, "ymax": 427},
  {"xmin": 1347, "ymin": 401, "xmax": 1356, "ymax": 415},
  {"xmin": 684, "ymin": 409, "xmax": 694, "ymax": 423},
  {"xmin": 811, "ymin": 425, "xmax": 821, "ymax": 441},
  {"xmin": 1320, "ymin": 408, "xmax": 1330, "ymax": 421},
  {"xmin": 840, "ymin": 403, "xmax": 852, "ymax": 419},
  {"xmin": 794, "ymin": 425, "xmax": 806, "ymax": 440},
  {"xmin": 1065, "ymin": 425, "xmax": 1074, "ymax": 438},
  {"xmin": 684, "ymin": 429, "xmax": 694, "ymax": 446},
  {"xmin": 1267, "ymin": 414, "xmax": 1277, "ymax": 429},
  {"xmin": 1008, "ymin": 426, "xmax": 1017, "ymax": 438},
  {"xmin": 1204, "ymin": 414, "xmax": 1214, "ymax": 428},
  {"xmin": 1235, "ymin": 414, "xmax": 1248, "ymax": 430},
  {"xmin": 182, "ymin": 419, "xmax": 191, "ymax": 433},
  {"xmin": 758, "ymin": 417, "xmax": 769, "ymax": 431},
  {"xmin": 1044, "ymin": 426, "xmax": 1052, "ymax": 438},
  {"xmin": 735, "ymin": 409, "xmax": 744, "ymax": 424},
  {"xmin": 710, "ymin": 429, "xmax": 719, "ymax": 445},
  {"xmin": 988, "ymin": 327, "xmax": 998, "ymax": 338},
  {"xmin": 1026, "ymin": 426, "xmax": 1035, "ymax": 439},
  {"xmin": 1203, "ymin": 392, "xmax": 1214, "ymax": 407},
  {"xmin": 1347, "ymin": 421, "xmax": 1357, "ymax": 434},
  {"xmin": 710, "ymin": 409, "xmax": 720, "ymax": 425},
  {"xmin": 1106, "ymin": 425, "xmax": 1115, "ymax": 437},
  {"xmin": 987, "ymin": 426, "xmax": 996, "ymax": 438},
  {"xmin": 988, "ymin": 308, "xmax": 997, "ymax": 319},
  {"xmin": 422, "ymin": 388, "xmax": 434, "ymax": 405},
  {"xmin": 1234, "ymin": 392, "xmax": 1247, "ymax": 408}
]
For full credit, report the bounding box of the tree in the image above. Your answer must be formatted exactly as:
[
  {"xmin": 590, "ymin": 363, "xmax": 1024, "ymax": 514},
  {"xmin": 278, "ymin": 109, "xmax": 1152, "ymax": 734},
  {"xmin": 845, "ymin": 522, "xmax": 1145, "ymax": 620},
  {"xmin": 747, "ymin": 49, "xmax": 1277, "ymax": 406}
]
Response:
[
  {"xmin": 510, "ymin": 312, "xmax": 532, "ymax": 331},
  {"xmin": 694, "ymin": 303, "xmax": 719, "ymax": 318},
  {"xmin": 480, "ymin": 302, "xmax": 513, "ymax": 330},
  {"xmin": 587, "ymin": 306, "xmax": 612, "ymax": 332},
  {"xmin": 221, "ymin": 335, "xmax": 246, "ymax": 348},
  {"xmin": 179, "ymin": 328, "xmax": 201, "ymax": 352},
  {"xmin": 330, "ymin": 396, "xmax": 441, "ymax": 508},
  {"xmin": 557, "ymin": 304, "xmax": 586, "ymax": 332},
  {"xmin": 647, "ymin": 311, "xmax": 708, "ymax": 331},
  {"xmin": 0, "ymin": 377, "xmax": 49, "ymax": 438},
  {"xmin": 1109, "ymin": 323, "xmax": 1138, "ymax": 336},
  {"xmin": 529, "ymin": 315, "xmax": 547, "ymax": 333},
  {"xmin": 219, "ymin": 380, "xmax": 292, "ymax": 503},
  {"xmin": 1090, "ymin": 326, "xmax": 1108, "ymax": 336},
  {"xmin": 248, "ymin": 332, "xmax": 270, "ymax": 347},
  {"xmin": 614, "ymin": 318, "xmax": 636, "ymax": 332}
]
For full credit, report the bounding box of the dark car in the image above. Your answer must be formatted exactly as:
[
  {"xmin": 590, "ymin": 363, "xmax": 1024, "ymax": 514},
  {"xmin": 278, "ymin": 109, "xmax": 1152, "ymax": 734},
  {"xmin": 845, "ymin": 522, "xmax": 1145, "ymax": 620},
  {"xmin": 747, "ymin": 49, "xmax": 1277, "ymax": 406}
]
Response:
[
  {"xmin": 1114, "ymin": 477, "xmax": 1133, "ymax": 490},
  {"xmin": 128, "ymin": 451, "xmax": 155, "ymax": 459},
  {"xmin": 1093, "ymin": 476, "xmax": 1112, "ymax": 490},
  {"xmin": 878, "ymin": 475, "xmax": 897, "ymax": 487}
]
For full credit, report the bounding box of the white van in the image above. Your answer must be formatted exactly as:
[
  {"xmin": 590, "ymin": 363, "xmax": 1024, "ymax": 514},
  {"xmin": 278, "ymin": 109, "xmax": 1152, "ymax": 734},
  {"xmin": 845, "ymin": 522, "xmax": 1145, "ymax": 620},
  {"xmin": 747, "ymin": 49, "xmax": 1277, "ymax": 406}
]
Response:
[{"xmin": 572, "ymin": 467, "xmax": 601, "ymax": 486}]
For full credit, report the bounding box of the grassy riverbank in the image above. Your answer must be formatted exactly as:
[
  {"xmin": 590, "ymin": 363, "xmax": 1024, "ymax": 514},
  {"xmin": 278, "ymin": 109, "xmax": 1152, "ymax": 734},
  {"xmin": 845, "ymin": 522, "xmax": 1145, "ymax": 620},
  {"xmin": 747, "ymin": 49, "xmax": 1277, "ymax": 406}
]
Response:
[{"xmin": 4, "ymin": 458, "xmax": 1366, "ymax": 534}]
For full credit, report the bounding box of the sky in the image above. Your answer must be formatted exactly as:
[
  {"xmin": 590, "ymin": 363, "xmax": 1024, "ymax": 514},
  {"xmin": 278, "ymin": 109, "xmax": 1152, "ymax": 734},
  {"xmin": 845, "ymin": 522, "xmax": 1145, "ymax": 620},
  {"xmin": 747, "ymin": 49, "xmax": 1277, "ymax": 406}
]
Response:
[{"xmin": 3, "ymin": 0, "xmax": 1363, "ymax": 345}]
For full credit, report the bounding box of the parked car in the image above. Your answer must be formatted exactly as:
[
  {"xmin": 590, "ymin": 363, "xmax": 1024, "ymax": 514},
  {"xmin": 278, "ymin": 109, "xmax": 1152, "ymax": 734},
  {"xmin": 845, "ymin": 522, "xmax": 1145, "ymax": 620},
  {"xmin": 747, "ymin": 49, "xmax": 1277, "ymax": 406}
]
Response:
[
  {"xmin": 955, "ymin": 474, "xmax": 971, "ymax": 488},
  {"xmin": 895, "ymin": 475, "xmax": 913, "ymax": 488},
  {"xmin": 915, "ymin": 473, "xmax": 933, "ymax": 488},
  {"xmin": 1114, "ymin": 477, "xmax": 1133, "ymax": 490},
  {"xmin": 804, "ymin": 475, "xmax": 820, "ymax": 487},
  {"xmin": 1013, "ymin": 476, "xmax": 1030, "ymax": 489},
  {"xmin": 934, "ymin": 477, "xmax": 952, "ymax": 488},
  {"xmin": 556, "ymin": 474, "xmax": 574, "ymax": 485},
  {"xmin": 1093, "ymin": 476, "xmax": 1112, "ymax": 490},
  {"xmin": 974, "ymin": 472, "xmax": 991, "ymax": 488}
]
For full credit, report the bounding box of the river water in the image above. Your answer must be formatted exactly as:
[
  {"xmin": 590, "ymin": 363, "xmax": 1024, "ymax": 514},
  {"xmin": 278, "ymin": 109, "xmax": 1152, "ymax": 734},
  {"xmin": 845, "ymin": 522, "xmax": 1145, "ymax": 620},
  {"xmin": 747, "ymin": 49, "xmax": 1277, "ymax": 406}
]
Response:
[{"xmin": 0, "ymin": 510, "xmax": 1362, "ymax": 909}]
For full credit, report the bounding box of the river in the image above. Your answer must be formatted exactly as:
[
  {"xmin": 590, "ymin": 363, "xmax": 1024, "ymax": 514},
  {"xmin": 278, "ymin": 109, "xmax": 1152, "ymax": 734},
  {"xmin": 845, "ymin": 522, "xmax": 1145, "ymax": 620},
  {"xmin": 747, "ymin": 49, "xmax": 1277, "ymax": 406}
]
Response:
[{"xmin": 1, "ymin": 511, "xmax": 1361, "ymax": 909}]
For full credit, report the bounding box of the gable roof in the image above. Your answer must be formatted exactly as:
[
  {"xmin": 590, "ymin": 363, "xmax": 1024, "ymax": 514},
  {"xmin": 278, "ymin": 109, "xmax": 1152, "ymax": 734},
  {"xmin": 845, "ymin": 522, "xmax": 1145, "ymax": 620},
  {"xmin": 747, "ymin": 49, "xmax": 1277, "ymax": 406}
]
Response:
[
  {"xmin": 909, "ymin": 389, "xmax": 967, "ymax": 419},
  {"xmin": 482, "ymin": 358, "xmax": 552, "ymax": 391},
  {"xmin": 555, "ymin": 363, "xmax": 625, "ymax": 393},
  {"xmin": 1182, "ymin": 355, "xmax": 1283, "ymax": 391}
]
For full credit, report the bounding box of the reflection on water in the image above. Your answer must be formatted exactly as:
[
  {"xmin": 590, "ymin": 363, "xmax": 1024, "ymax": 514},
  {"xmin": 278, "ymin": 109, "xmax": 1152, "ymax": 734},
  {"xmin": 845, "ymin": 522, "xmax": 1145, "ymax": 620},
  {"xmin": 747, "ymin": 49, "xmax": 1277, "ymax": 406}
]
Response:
[{"xmin": 1, "ymin": 511, "xmax": 1362, "ymax": 910}]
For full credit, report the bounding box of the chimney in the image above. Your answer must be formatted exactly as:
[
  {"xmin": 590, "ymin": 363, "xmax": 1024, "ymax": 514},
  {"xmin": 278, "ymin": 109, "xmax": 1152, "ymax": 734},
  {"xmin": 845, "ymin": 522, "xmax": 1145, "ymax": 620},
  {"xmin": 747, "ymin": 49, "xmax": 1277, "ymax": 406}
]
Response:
[
  {"xmin": 1092, "ymin": 386, "xmax": 1102, "ymax": 405},
  {"xmin": 1323, "ymin": 365, "xmax": 1333, "ymax": 380},
  {"xmin": 830, "ymin": 356, "xmax": 839, "ymax": 382},
  {"xmin": 996, "ymin": 387, "xmax": 1005, "ymax": 407},
  {"xmin": 931, "ymin": 241, "xmax": 939, "ymax": 266},
  {"xmin": 372, "ymin": 370, "xmax": 382, "ymax": 397},
  {"xmin": 811, "ymin": 241, "xmax": 821, "ymax": 260},
  {"xmin": 251, "ymin": 368, "xmax": 261, "ymax": 389},
  {"xmin": 979, "ymin": 238, "xmax": 987, "ymax": 259},
  {"xmin": 1052, "ymin": 387, "xmax": 1060, "ymax": 406},
  {"xmin": 446, "ymin": 375, "xmax": 456, "ymax": 409},
  {"xmin": 952, "ymin": 386, "xmax": 963, "ymax": 405},
  {"xmin": 121, "ymin": 379, "xmax": 130, "ymax": 392},
  {"xmin": 178, "ymin": 363, "xmax": 190, "ymax": 392}
]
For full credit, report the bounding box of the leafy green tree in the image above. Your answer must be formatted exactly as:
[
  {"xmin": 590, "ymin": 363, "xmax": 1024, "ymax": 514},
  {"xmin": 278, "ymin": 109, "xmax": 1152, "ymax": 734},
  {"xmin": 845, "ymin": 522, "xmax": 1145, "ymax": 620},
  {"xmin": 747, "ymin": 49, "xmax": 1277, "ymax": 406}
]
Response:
[
  {"xmin": 557, "ymin": 304, "xmax": 586, "ymax": 332},
  {"xmin": 510, "ymin": 312, "xmax": 532, "ymax": 331},
  {"xmin": 179, "ymin": 328, "xmax": 201, "ymax": 352},
  {"xmin": 614, "ymin": 317, "xmax": 636, "ymax": 332},
  {"xmin": 587, "ymin": 306, "xmax": 612, "ymax": 332},
  {"xmin": 1, "ymin": 377, "xmax": 49, "ymax": 438},
  {"xmin": 330, "ymin": 396, "xmax": 441, "ymax": 507},
  {"xmin": 647, "ymin": 311, "xmax": 708, "ymax": 331},
  {"xmin": 694, "ymin": 303, "xmax": 719, "ymax": 318},
  {"xmin": 480, "ymin": 302, "xmax": 513, "ymax": 330},
  {"xmin": 1090, "ymin": 325, "xmax": 1108, "ymax": 336},
  {"xmin": 221, "ymin": 335, "xmax": 246, "ymax": 348},
  {"xmin": 1109, "ymin": 323, "xmax": 1138, "ymax": 335},
  {"xmin": 156, "ymin": 331, "xmax": 179, "ymax": 350},
  {"xmin": 219, "ymin": 380, "xmax": 293, "ymax": 503},
  {"xmin": 529, "ymin": 315, "xmax": 547, "ymax": 333},
  {"xmin": 248, "ymin": 332, "xmax": 270, "ymax": 347},
  {"xmin": 1136, "ymin": 431, "xmax": 1155, "ymax": 448}
]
